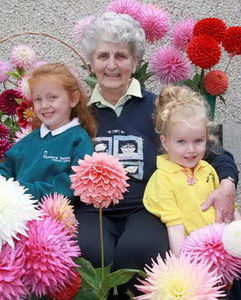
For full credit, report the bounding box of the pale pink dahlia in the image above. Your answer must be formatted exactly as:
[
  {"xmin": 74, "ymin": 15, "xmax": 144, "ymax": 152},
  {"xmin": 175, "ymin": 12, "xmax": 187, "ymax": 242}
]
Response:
[
  {"xmin": 10, "ymin": 44, "xmax": 37, "ymax": 70},
  {"xmin": 181, "ymin": 223, "xmax": 241, "ymax": 285},
  {"xmin": 13, "ymin": 125, "xmax": 33, "ymax": 144},
  {"xmin": 0, "ymin": 61, "xmax": 12, "ymax": 83},
  {"xmin": 39, "ymin": 193, "xmax": 78, "ymax": 236},
  {"xmin": 137, "ymin": 4, "xmax": 169, "ymax": 43},
  {"xmin": 149, "ymin": 46, "xmax": 193, "ymax": 84},
  {"xmin": 171, "ymin": 19, "xmax": 195, "ymax": 51},
  {"xmin": 107, "ymin": 0, "xmax": 142, "ymax": 20},
  {"xmin": 74, "ymin": 16, "xmax": 95, "ymax": 43},
  {"xmin": 0, "ymin": 123, "xmax": 10, "ymax": 140},
  {"xmin": 0, "ymin": 89, "xmax": 20, "ymax": 115},
  {"xmin": 70, "ymin": 152, "xmax": 129, "ymax": 208},
  {"xmin": 0, "ymin": 243, "xmax": 28, "ymax": 299},
  {"xmin": 135, "ymin": 252, "xmax": 224, "ymax": 299},
  {"xmin": 21, "ymin": 217, "xmax": 80, "ymax": 297},
  {"xmin": 17, "ymin": 75, "xmax": 32, "ymax": 100}
]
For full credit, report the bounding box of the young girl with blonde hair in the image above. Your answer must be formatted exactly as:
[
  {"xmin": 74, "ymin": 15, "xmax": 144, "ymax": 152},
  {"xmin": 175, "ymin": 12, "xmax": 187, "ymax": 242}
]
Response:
[
  {"xmin": 143, "ymin": 85, "xmax": 240, "ymax": 255},
  {"xmin": 0, "ymin": 63, "xmax": 96, "ymax": 202}
]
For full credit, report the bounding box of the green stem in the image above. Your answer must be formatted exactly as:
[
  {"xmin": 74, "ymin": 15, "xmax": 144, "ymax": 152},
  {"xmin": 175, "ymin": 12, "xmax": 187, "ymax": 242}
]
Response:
[
  {"xmin": 99, "ymin": 206, "xmax": 104, "ymax": 281},
  {"xmin": 225, "ymin": 56, "xmax": 233, "ymax": 72}
]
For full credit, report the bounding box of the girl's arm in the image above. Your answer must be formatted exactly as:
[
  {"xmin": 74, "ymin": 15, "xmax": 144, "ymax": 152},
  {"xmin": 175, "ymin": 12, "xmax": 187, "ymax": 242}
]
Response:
[{"xmin": 167, "ymin": 225, "xmax": 185, "ymax": 256}]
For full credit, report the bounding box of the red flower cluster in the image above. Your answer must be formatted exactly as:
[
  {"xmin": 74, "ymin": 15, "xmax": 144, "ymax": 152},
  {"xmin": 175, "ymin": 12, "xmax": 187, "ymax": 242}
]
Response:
[
  {"xmin": 204, "ymin": 70, "xmax": 229, "ymax": 96},
  {"xmin": 187, "ymin": 35, "xmax": 221, "ymax": 69},
  {"xmin": 0, "ymin": 89, "xmax": 20, "ymax": 116},
  {"xmin": 222, "ymin": 26, "xmax": 241, "ymax": 56},
  {"xmin": 0, "ymin": 122, "xmax": 11, "ymax": 160}
]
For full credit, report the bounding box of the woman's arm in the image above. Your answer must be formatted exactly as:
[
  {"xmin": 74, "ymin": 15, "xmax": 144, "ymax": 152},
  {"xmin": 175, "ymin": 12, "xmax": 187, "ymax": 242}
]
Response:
[{"xmin": 202, "ymin": 147, "xmax": 239, "ymax": 223}]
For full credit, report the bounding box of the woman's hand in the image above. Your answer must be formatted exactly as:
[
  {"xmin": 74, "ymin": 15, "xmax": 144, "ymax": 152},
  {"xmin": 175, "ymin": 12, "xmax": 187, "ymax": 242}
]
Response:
[{"xmin": 201, "ymin": 179, "xmax": 236, "ymax": 223}]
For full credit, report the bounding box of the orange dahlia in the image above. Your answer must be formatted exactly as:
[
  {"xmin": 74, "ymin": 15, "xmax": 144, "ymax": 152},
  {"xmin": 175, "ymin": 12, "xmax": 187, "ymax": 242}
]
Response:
[
  {"xmin": 193, "ymin": 18, "xmax": 226, "ymax": 43},
  {"xmin": 204, "ymin": 70, "xmax": 228, "ymax": 95},
  {"xmin": 187, "ymin": 35, "xmax": 221, "ymax": 69},
  {"xmin": 222, "ymin": 26, "xmax": 241, "ymax": 56}
]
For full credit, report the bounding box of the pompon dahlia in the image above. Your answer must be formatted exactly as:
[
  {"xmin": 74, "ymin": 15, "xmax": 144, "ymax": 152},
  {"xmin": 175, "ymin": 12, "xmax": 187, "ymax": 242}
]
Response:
[
  {"xmin": 135, "ymin": 252, "xmax": 224, "ymax": 300},
  {"xmin": 137, "ymin": 4, "xmax": 169, "ymax": 43},
  {"xmin": 107, "ymin": 0, "xmax": 141, "ymax": 20},
  {"xmin": 187, "ymin": 35, "xmax": 221, "ymax": 69},
  {"xmin": 171, "ymin": 19, "xmax": 195, "ymax": 51},
  {"xmin": 0, "ymin": 139, "xmax": 12, "ymax": 160},
  {"xmin": 74, "ymin": 16, "xmax": 95, "ymax": 43},
  {"xmin": 181, "ymin": 223, "xmax": 241, "ymax": 285},
  {"xmin": 0, "ymin": 89, "xmax": 20, "ymax": 115},
  {"xmin": 10, "ymin": 44, "xmax": 37, "ymax": 70},
  {"xmin": 21, "ymin": 217, "xmax": 80, "ymax": 297},
  {"xmin": 49, "ymin": 269, "xmax": 81, "ymax": 300},
  {"xmin": 0, "ymin": 176, "xmax": 40, "ymax": 249},
  {"xmin": 149, "ymin": 46, "xmax": 193, "ymax": 84},
  {"xmin": 0, "ymin": 243, "xmax": 28, "ymax": 300},
  {"xmin": 193, "ymin": 18, "xmax": 227, "ymax": 43},
  {"xmin": 204, "ymin": 70, "xmax": 229, "ymax": 95},
  {"xmin": 16, "ymin": 100, "xmax": 35, "ymax": 128},
  {"xmin": 222, "ymin": 26, "xmax": 241, "ymax": 56},
  {"xmin": 222, "ymin": 220, "xmax": 241, "ymax": 258},
  {"xmin": 0, "ymin": 61, "xmax": 12, "ymax": 83},
  {"xmin": 39, "ymin": 193, "xmax": 78, "ymax": 236},
  {"xmin": 13, "ymin": 125, "xmax": 33, "ymax": 144},
  {"xmin": 70, "ymin": 152, "xmax": 129, "ymax": 208},
  {"xmin": 0, "ymin": 123, "xmax": 10, "ymax": 140},
  {"xmin": 17, "ymin": 75, "xmax": 32, "ymax": 100}
]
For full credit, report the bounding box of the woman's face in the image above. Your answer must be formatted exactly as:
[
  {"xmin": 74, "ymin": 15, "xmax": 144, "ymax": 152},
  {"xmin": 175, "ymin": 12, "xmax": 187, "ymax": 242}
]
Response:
[{"xmin": 90, "ymin": 41, "xmax": 138, "ymax": 98}]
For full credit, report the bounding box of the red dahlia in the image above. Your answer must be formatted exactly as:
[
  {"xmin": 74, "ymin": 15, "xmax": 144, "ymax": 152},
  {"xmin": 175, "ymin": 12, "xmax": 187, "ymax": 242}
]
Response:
[
  {"xmin": 16, "ymin": 101, "xmax": 35, "ymax": 128},
  {"xmin": 187, "ymin": 35, "xmax": 221, "ymax": 69},
  {"xmin": 193, "ymin": 18, "xmax": 226, "ymax": 43},
  {"xmin": 0, "ymin": 89, "xmax": 20, "ymax": 115},
  {"xmin": 0, "ymin": 139, "xmax": 11, "ymax": 160},
  {"xmin": 204, "ymin": 70, "xmax": 228, "ymax": 95},
  {"xmin": 222, "ymin": 26, "xmax": 241, "ymax": 56},
  {"xmin": 0, "ymin": 123, "xmax": 10, "ymax": 140}
]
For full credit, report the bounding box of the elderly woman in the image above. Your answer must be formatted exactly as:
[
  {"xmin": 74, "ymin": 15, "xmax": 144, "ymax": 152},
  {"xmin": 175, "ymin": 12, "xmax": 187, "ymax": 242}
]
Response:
[{"xmin": 77, "ymin": 12, "xmax": 238, "ymax": 299}]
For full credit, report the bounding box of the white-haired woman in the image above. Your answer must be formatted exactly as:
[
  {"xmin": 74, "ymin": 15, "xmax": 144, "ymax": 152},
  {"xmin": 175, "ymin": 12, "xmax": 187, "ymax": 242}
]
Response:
[{"xmin": 76, "ymin": 12, "xmax": 238, "ymax": 299}]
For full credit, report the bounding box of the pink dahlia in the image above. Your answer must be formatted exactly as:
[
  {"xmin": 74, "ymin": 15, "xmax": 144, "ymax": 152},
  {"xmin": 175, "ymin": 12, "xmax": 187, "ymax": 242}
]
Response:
[
  {"xmin": 39, "ymin": 193, "xmax": 78, "ymax": 236},
  {"xmin": 21, "ymin": 217, "xmax": 80, "ymax": 297},
  {"xmin": 181, "ymin": 223, "xmax": 241, "ymax": 285},
  {"xmin": 187, "ymin": 35, "xmax": 221, "ymax": 69},
  {"xmin": 0, "ymin": 243, "xmax": 28, "ymax": 299},
  {"xmin": 171, "ymin": 19, "xmax": 195, "ymax": 51},
  {"xmin": 204, "ymin": 70, "xmax": 229, "ymax": 95},
  {"xmin": 149, "ymin": 46, "xmax": 193, "ymax": 84},
  {"xmin": 10, "ymin": 44, "xmax": 37, "ymax": 70},
  {"xmin": 70, "ymin": 152, "xmax": 129, "ymax": 208},
  {"xmin": 0, "ymin": 89, "xmax": 20, "ymax": 115},
  {"xmin": 13, "ymin": 125, "xmax": 33, "ymax": 144},
  {"xmin": 0, "ymin": 139, "xmax": 11, "ymax": 160},
  {"xmin": 137, "ymin": 4, "xmax": 169, "ymax": 43},
  {"xmin": 0, "ymin": 123, "xmax": 10, "ymax": 140},
  {"xmin": 107, "ymin": 0, "xmax": 142, "ymax": 20},
  {"xmin": 17, "ymin": 75, "xmax": 32, "ymax": 100},
  {"xmin": 135, "ymin": 252, "xmax": 224, "ymax": 299},
  {"xmin": 74, "ymin": 16, "xmax": 95, "ymax": 43},
  {"xmin": 16, "ymin": 100, "xmax": 35, "ymax": 128},
  {"xmin": 0, "ymin": 61, "xmax": 12, "ymax": 83}
]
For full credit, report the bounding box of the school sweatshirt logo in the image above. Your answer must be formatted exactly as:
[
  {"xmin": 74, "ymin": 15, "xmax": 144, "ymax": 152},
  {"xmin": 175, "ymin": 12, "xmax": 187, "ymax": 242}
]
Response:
[{"xmin": 43, "ymin": 151, "xmax": 71, "ymax": 163}]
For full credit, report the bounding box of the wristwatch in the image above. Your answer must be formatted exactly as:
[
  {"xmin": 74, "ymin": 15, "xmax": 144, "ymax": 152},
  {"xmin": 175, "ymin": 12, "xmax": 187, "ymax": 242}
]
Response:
[{"xmin": 223, "ymin": 176, "xmax": 236, "ymax": 185}]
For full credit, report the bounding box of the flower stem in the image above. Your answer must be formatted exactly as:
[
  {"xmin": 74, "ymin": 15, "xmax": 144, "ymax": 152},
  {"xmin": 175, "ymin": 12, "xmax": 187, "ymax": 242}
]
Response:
[
  {"xmin": 225, "ymin": 56, "xmax": 233, "ymax": 72},
  {"xmin": 99, "ymin": 206, "xmax": 104, "ymax": 281}
]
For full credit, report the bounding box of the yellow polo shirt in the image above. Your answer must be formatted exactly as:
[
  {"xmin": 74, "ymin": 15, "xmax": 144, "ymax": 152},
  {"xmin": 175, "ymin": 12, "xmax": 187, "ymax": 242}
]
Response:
[{"xmin": 143, "ymin": 155, "xmax": 219, "ymax": 235}]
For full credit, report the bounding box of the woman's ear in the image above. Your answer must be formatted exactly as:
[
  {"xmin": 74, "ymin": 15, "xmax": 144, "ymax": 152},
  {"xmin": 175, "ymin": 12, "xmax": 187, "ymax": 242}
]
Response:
[
  {"xmin": 70, "ymin": 91, "xmax": 80, "ymax": 108},
  {"xmin": 160, "ymin": 134, "xmax": 169, "ymax": 152}
]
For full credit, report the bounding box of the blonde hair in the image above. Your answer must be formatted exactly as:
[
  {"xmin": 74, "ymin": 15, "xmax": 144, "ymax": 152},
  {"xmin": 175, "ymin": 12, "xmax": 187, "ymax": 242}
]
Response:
[
  {"xmin": 155, "ymin": 85, "xmax": 216, "ymax": 143},
  {"xmin": 28, "ymin": 63, "xmax": 96, "ymax": 138}
]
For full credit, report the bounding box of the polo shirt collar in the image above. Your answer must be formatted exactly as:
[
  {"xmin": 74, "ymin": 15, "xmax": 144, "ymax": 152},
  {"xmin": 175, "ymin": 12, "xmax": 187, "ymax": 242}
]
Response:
[{"xmin": 40, "ymin": 117, "xmax": 80, "ymax": 138}]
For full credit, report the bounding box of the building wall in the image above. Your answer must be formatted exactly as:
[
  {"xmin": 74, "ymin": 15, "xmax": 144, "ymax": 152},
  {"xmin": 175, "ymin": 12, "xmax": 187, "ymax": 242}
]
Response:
[{"xmin": 1, "ymin": 0, "xmax": 241, "ymax": 200}]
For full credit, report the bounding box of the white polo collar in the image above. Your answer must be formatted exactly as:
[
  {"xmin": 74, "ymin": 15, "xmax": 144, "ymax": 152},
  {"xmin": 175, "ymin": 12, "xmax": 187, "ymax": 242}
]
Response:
[{"xmin": 40, "ymin": 117, "xmax": 80, "ymax": 138}]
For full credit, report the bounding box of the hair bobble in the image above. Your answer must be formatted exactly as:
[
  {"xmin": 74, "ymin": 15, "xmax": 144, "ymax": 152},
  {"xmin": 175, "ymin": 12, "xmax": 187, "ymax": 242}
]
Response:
[{"xmin": 161, "ymin": 109, "xmax": 170, "ymax": 121}]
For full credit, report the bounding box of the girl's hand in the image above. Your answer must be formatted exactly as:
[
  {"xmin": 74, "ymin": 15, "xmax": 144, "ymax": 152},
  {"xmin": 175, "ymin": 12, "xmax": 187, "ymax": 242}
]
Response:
[{"xmin": 201, "ymin": 179, "xmax": 236, "ymax": 223}]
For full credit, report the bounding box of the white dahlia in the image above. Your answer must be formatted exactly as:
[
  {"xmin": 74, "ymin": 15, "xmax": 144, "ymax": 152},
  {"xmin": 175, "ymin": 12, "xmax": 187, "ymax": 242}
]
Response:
[
  {"xmin": 0, "ymin": 176, "xmax": 41, "ymax": 249},
  {"xmin": 222, "ymin": 220, "xmax": 241, "ymax": 258}
]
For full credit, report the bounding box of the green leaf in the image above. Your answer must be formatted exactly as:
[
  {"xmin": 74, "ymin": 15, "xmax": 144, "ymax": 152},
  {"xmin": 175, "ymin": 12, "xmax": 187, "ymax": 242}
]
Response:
[
  {"xmin": 95, "ymin": 263, "xmax": 112, "ymax": 280},
  {"xmin": 6, "ymin": 71, "xmax": 21, "ymax": 79},
  {"xmin": 218, "ymin": 94, "xmax": 227, "ymax": 106},
  {"xmin": 3, "ymin": 117, "xmax": 12, "ymax": 128},
  {"xmin": 73, "ymin": 288, "xmax": 99, "ymax": 300},
  {"xmin": 75, "ymin": 257, "xmax": 101, "ymax": 291},
  {"xmin": 84, "ymin": 73, "xmax": 98, "ymax": 89},
  {"xmin": 0, "ymin": 110, "xmax": 3, "ymax": 120}
]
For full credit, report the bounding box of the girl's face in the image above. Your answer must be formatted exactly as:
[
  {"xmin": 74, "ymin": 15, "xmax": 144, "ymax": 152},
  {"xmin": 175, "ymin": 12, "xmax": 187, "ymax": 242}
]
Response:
[
  {"xmin": 90, "ymin": 41, "xmax": 138, "ymax": 100},
  {"xmin": 32, "ymin": 78, "xmax": 79, "ymax": 130},
  {"xmin": 160, "ymin": 119, "xmax": 207, "ymax": 169}
]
